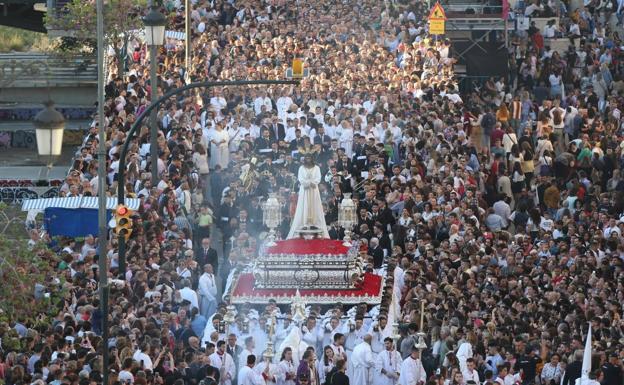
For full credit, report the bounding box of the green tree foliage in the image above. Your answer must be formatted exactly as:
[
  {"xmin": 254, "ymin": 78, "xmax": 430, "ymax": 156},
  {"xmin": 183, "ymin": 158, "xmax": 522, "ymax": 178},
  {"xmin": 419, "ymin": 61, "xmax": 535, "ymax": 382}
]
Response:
[
  {"xmin": 0, "ymin": 203, "xmax": 65, "ymax": 324},
  {"xmin": 45, "ymin": 0, "xmax": 148, "ymax": 76}
]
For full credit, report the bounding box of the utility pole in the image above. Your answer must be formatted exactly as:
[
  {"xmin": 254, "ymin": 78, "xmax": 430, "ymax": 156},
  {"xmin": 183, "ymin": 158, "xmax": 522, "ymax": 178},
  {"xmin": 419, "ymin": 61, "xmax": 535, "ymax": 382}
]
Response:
[
  {"xmin": 185, "ymin": 0, "xmax": 191, "ymax": 83},
  {"xmin": 95, "ymin": 0, "xmax": 109, "ymax": 384},
  {"xmin": 149, "ymin": 41, "xmax": 158, "ymax": 185}
]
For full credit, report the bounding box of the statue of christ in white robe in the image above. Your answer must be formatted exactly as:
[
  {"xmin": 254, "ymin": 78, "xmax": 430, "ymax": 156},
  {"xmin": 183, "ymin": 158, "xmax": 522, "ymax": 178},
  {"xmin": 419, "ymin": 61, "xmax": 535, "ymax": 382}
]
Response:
[{"xmin": 287, "ymin": 155, "xmax": 330, "ymax": 239}]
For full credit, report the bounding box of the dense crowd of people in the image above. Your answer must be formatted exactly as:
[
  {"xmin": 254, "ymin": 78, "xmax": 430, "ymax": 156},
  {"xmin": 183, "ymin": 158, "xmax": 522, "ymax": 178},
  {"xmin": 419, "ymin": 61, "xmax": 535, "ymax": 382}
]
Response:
[{"xmin": 2, "ymin": 0, "xmax": 624, "ymax": 384}]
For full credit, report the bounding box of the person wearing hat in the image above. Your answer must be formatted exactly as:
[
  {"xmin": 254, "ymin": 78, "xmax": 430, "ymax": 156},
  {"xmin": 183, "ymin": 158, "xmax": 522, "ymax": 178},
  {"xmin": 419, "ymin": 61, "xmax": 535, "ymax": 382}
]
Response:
[{"xmin": 399, "ymin": 345, "xmax": 427, "ymax": 385}]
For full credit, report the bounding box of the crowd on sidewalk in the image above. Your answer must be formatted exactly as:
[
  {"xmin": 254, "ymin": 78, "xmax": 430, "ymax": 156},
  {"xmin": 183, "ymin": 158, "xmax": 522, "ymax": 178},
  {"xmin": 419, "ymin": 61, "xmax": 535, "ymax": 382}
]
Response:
[{"xmin": 2, "ymin": 0, "xmax": 624, "ymax": 384}]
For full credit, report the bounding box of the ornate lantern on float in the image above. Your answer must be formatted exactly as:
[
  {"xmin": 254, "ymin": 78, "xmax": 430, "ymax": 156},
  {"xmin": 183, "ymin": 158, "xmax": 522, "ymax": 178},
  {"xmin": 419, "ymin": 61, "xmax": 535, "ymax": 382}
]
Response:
[
  {"xmin": 338, "ymin": 193, "xmax": 357, "ymax": 246},
  {"xmin": 263, "ymin": 193, "xmax": 282, "ymax": 246}
]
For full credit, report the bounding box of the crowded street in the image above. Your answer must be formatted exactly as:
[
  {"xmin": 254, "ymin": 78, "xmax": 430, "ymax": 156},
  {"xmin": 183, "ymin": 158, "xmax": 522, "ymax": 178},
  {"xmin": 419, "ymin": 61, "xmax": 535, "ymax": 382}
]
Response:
[{"xmin": 0, "ymin": 0, "xmax": 624, "ymax": 385}]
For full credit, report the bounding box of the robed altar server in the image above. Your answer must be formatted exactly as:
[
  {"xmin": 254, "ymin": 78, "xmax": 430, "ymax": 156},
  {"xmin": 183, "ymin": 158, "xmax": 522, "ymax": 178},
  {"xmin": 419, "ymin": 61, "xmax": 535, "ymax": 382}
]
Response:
[
  {"xmin": 209, "ymin": 341, "xmax": 236, "ymax": 385},
  {"xmin": 376, "ymin": 338, "xmax": 402, "ymax": 385},
  {"xmin": 399, "ymin": 346, "xmax": 427, "ymax": 385}
]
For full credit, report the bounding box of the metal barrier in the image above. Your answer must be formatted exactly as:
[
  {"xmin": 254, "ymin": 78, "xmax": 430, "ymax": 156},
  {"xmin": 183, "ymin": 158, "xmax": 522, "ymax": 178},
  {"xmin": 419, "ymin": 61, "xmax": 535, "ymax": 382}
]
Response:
[
  {"xmin": 0, "ymin": 186, "xmax": 61, "ymax": 205},
  {"xmin": 0, "ymin": 53, "xmax": 97, "ymax": 87}
]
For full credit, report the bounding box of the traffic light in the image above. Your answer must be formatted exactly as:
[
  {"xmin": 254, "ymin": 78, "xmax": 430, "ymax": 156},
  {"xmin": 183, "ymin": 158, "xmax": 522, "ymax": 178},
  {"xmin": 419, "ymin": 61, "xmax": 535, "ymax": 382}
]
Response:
[
  {"xmin": 292, "ymin": 58, "xmax": 304, "ymax": 78},
  {"xmin": 114, "ymin": 204, "xmax": 133, "ymax": 241}
]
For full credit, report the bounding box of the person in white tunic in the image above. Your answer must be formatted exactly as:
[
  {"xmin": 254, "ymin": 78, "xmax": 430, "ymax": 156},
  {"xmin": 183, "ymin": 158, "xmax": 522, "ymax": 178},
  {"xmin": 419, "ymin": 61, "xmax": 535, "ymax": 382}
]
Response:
[
  {"xmin": 178, "ymin": 279, "xmax": 198, "ymax": 311},
  {"xmin": 456, "ymin": 333, "xmax": 476, "ymax": 374},
  {"xmin": 240, "ymin": 336, "xmax": 256, "ymax": 372},
  {"xmin": 287, "ymin": 154, "xmax": 330, "ymax": 239},
  {"xmin": 277, "ymin": 347, "xmax": 297, "ymax": 385},
  {"xmin": 399, "ymin": 346, "xmax": 427, "ymax": 385},
  {"xmin": 351, "ymin": 334, "xmax": 376, "ymax": 385},
  {"xmin": 209, "ymin": 123, "xmax": 229, "ymax": 169},
  {"xmin": 209, "ymin": 341, "xmax": 236, "ymax": 385},
  {"xmin": 240, "ymin": 354, "xmax": 265, "ymax": 385},
  {"xmin": 462, "ymin": 358, "xmax": 481, "ymax": 385},
  {"xmin": 339, "ymin": 121, "xmax": 354, "ymax": 157},
  {"xmin": 255, "ymin": 352, "xmax": 281, "ymax": 384},
  {"xmin": 376, "ymin": 338, "xmax": 402, "ymax": 385},
  {"xmin": 197, "ymin": 264, "xmax": 218, "ymax": 319}
]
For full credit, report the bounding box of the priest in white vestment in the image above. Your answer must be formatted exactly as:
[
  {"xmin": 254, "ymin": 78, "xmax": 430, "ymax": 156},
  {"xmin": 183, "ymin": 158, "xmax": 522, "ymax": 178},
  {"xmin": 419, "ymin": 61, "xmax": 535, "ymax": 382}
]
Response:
[
  {"xmin": 375, "ymin": 338, "xmax": 402, "ymax": 385},
  {"xmin": 351, "ymin": 335, "xmax": 375, "ymax": 385},
  {"xmin": 399, "ymin": 347, "xmax": 427, "ymax": 385},
  {"xmin": 197, "ymin": 264, "xmax": 218, "ymax": 319},
  {"xmin": 287, "ymin": 154, "xmax": 329, "ymax": 239}
]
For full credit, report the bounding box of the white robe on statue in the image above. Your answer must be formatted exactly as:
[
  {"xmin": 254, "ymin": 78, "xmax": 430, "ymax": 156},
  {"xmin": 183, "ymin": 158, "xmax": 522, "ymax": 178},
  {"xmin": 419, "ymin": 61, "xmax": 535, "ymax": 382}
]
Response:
[
  {"xmin": 287, "ymin": 165, "xmax": 330, "ymax": 239},
  {"xmin": 352, "ymin": 341, "xmax": 375, "ymax": 385},
  {"xmin": 399, "ymin": 356, "xmax": 427, "ymax": 385}
]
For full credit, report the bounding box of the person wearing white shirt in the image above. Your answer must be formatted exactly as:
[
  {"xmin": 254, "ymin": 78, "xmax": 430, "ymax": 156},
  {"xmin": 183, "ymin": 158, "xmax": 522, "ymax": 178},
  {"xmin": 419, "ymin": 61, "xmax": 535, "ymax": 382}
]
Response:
[
  {"xmin": 210, "ymin": 341, "xmax": 236, "ymax": 385},
  {"xmin": 543, "ymin": 21, "xmax": 557, "ymax": 38},
  {"xmin": 399, "ymin": 346, "xmax": 427, "ymax": 385},
  {"xmin": 456, "ymin": 335, "xmax": 475, "ymax": 373},
  {"xmin": 569, "ymin": 22, "xmax": 580, "ymax": 37},
  {"xmin": 363, "ymin": 96, "xmax": 378, "ymax": 114},
  {"xmin": 493, "ymin": 197, "xmax": 512, "ymax": 227},
  {"xmin": 239, "ymin": 336, "xmax": 255, "ymax": 372},
  {"xmin": 210, "ymin": 93, "xmax": 227, "ymax": 113},
  {"xmin": 251, "ymin": 319, "xmax": 271, "ymax": 358},
  {"xmin": 330, "ymin": 333, "xmax": 347, "ymax": 361},
  {"xmin": 463, "ymin": 358, "xmax": 481, "ymax": 385},
  {"xmin": 344, "ymin": 317, "xmax": 368, "ymax": 353},
  {"xmin": 133, "ymin": 344, "xmax": 153, "ymax": 370},
  {"xmin": 323, "ymin": 318, "xmax": 344, "ymax": 349},
  {"xmin": 277, "ymin": 92, "xmax": 294, "ymax": 117},
  {"xmin": 376, "ymin": 338, "xmax": 402, "ymax": 385},
  {"xmin": 254, "ymin": 91, "xmax": 273, "ymax": 116},
  {"xmin": 301, "ymin": 317, "xmax": 323, "ymax": 355},
  {"xmin": 178, "ymin": 279, "xmax": 199, "ymax": 311},
  {"xmin": 198, "ymin": 264, "xmax": 218, "ymax": 319},
  {"xmin": 524, "ymin": 3, "xmax": 544, "ymax": 16},
  {"xmin": 239, "ymin": 354, "xmax": 264, "ymax": 385}
]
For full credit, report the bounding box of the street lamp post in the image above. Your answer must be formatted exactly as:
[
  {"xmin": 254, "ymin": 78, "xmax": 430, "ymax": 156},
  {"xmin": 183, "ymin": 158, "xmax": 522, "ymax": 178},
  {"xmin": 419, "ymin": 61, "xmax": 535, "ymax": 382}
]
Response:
[
  {"xmin": 95, "ymin": 0, "xmax": 109, "ymax": 383},
  {"xmin": 184, "ymin": 0, "xmax": 191, "ymax": 82},
  {"xmin": 143, "ymin": 0, "xmax": 166, "ymax": 186},
  {"xmin": 33, "ymin": 101, "xmax": 65, "ymax": 171}
]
